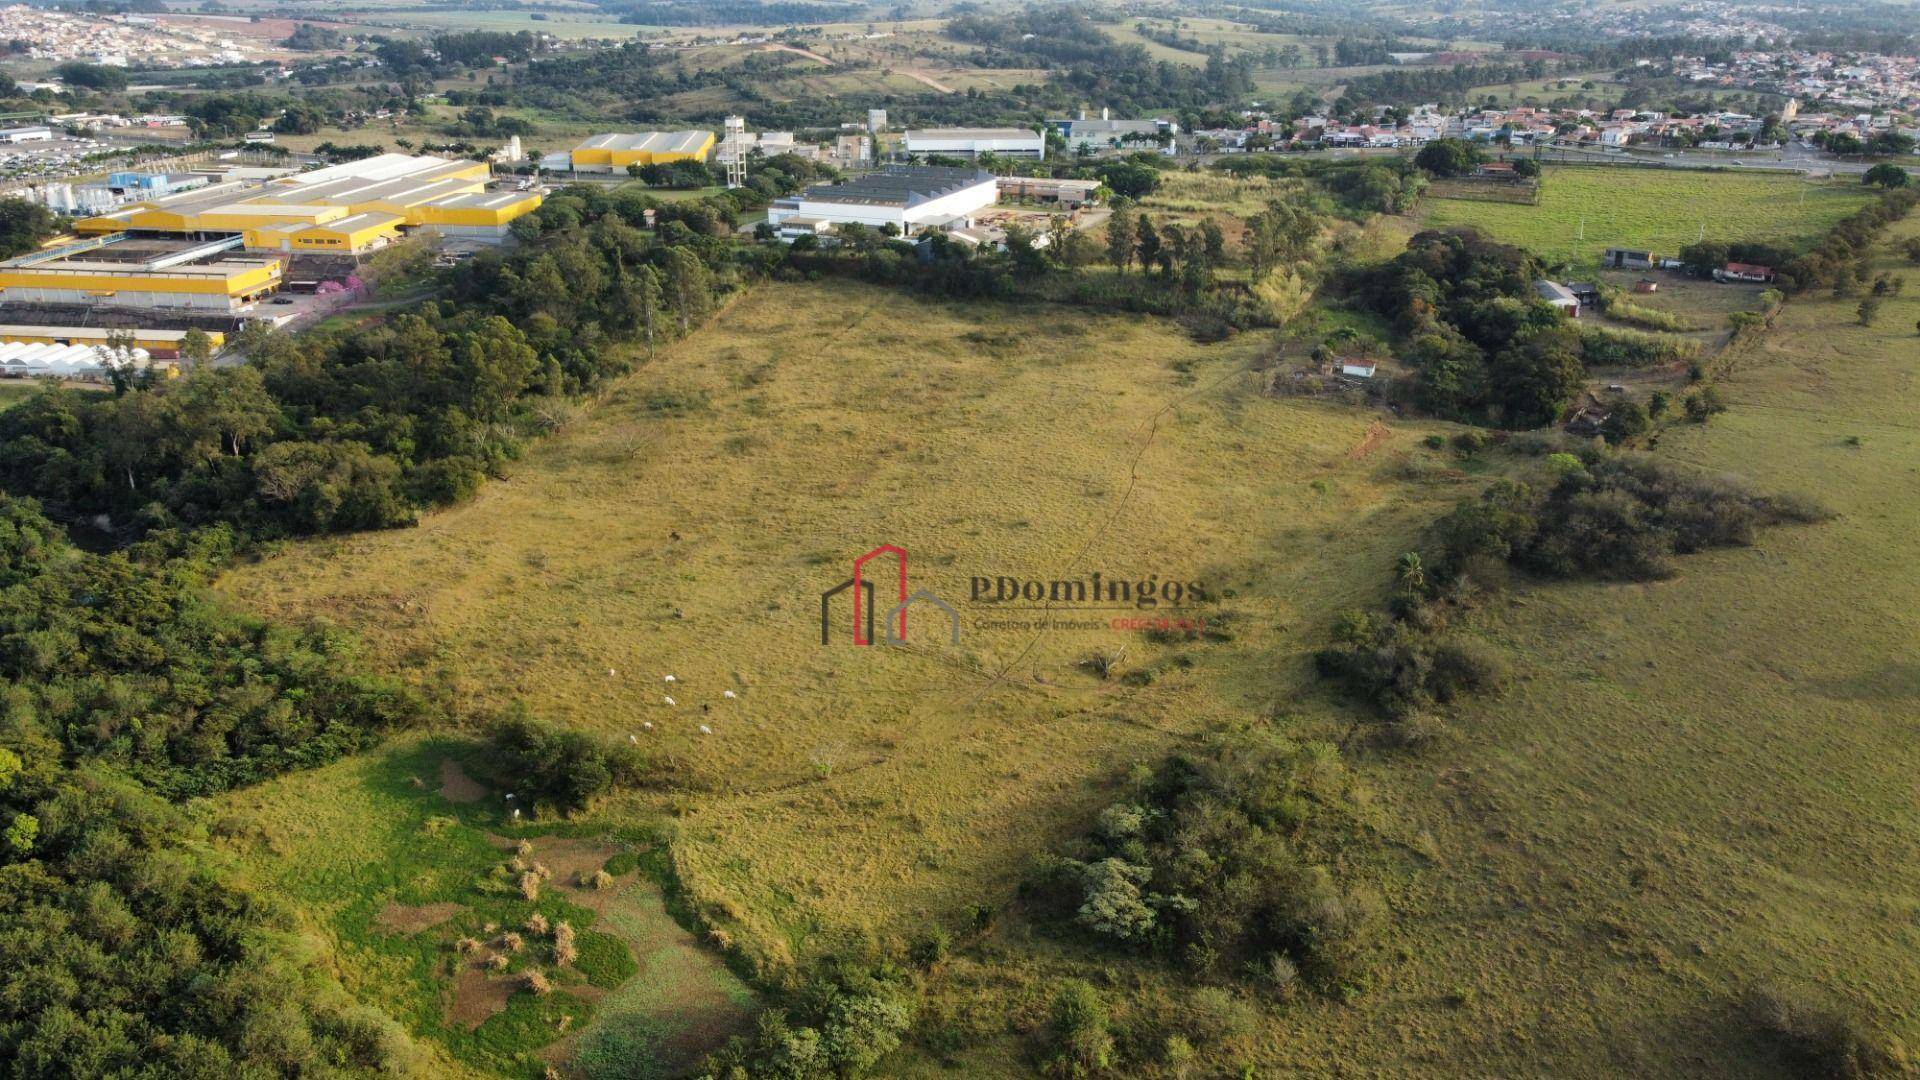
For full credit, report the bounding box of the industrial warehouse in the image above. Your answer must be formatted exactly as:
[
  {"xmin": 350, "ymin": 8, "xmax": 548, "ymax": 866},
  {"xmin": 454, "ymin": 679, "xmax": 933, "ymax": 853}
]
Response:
[
  {"xmin": 767, "ymin": 165, "xmax": 1000, "ymax": 239},
  {"xmin": 542, "ymin": 130, "xmax": 717, "ymax": 173},
  {"xmin": 0, "ymin": 153, "xmax": 543, "ymax": 380},
  {"xmin": 0, "ymin": 234, "xmax": 281, "ymax": 311},
  {"xmin": 75, "ymin": 153, "xmax": 544, "ymax": 252}
]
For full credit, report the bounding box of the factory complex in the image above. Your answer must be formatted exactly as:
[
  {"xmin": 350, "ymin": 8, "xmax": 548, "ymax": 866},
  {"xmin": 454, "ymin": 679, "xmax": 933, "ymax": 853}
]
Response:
[
  {"xmin": 0, "ymin": 154, "xmax": 543, "ymax": 381},
  {"xmin": 74, "ymin": 153, "xmax": 544, "ymax": 255}
]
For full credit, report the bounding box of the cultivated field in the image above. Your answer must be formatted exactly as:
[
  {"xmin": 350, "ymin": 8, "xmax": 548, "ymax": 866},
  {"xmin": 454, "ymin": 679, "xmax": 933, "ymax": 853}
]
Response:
[
  {"xmin": 217, "ymin": 280, "xmax": 1467, "ymax": 1064},
  {"xmin": 1423, "ymin": 165, "xmax": 1876, "ymax": 268}
]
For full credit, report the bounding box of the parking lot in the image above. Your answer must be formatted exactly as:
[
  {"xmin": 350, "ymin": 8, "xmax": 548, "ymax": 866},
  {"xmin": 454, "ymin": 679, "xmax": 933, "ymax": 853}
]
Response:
[{"xmin": 0, "ymin": 133, "xmax": 121, "ymax": 186}]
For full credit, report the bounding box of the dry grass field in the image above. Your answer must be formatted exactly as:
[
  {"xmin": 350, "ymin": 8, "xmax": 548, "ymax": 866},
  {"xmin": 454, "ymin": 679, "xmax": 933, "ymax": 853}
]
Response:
[{"xmin": 219, "ymin": 280, "xmax": 1463, "ymax": 997}]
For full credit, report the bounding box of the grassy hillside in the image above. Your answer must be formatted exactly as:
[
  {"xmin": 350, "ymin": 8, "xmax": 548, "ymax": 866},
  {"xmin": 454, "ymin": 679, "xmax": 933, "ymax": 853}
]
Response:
[
  {"xmin": 1284, "ymin": 207, "xmax": 1920, "ymax": 1075},
  {"xmin": 872, "ymin": 203, "xmax": 1920, "ymax": 1080},
  {"xmin": 1424, "ymin": 166, "xmax": 1876, "ymax": 268}
]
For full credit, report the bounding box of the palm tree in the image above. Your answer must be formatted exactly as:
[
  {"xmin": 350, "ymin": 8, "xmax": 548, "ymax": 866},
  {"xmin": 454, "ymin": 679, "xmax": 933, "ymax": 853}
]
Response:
[{"xmin": 1397, "ymin": 552, "xmax": 1427, "ymax": 592}]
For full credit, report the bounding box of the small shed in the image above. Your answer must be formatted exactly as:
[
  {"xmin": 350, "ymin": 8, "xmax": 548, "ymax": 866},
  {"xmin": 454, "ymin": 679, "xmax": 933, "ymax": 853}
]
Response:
[
  {"xmin": 1533, "ymin": 279, "xmax": 1581, "ymax": 316},
  {"xmin": 1339, "ymin": 360, "xmax": 1378, "ymax": 379},
  {"xmin": 1604, "ymin": 247, "xmax": 1655, "ymax": 270}
]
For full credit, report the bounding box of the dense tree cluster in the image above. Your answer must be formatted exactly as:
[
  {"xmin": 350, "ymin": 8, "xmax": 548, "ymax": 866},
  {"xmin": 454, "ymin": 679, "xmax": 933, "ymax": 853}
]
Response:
[
  {"xmin": 0, "ymin": 495, "xmax": 428, "ymax": 1070},
  {"xmin": 0, "ymin": 197, "xmax": 58, "ymax": 259},
  {"xmin": 0, "ymin": 497, "xmax": 422, "ymax": 797},
  {"xmin": 1029, "ymin": 729, "xmax": 1381, "ymax": 996},
  {"xmin": 1347, "ymin": 228, "xmax": 1590, "ymax": 426},
  {"xmin": 1413, "ymin": 138, "xmax": 1485, "ymax": 178},
  {"xmin": 0, "ymin": 761, "xmax": 418, "ymax": 1074}
]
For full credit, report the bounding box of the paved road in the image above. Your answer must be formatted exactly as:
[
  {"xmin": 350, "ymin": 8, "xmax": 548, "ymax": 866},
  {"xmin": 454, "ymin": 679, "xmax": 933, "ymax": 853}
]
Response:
[{"xmin": 1188, "ymin": 141, "xmax": 1911, "ymax": 180}]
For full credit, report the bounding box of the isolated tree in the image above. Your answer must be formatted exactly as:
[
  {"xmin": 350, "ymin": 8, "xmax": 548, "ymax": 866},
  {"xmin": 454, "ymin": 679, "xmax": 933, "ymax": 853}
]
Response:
[
  {"xmin": 662, "ymin": 246, "xmax": 712, "ymax": 333},
  {"xmin": 1199, "ymin": 218, "xmax": 1225, "ymax": 267},
  {"xmin": 1414, "ymin": 138, "xmax": 1483, "ymax": 177},
  {"xmin": 1857, "ymin": 295, "xmax": 1882, "ymax": 326},
  {"xmin": 1105, "ymin": 211, "xmax": 1136, "ymax": 273},
  {"xmin": 1135, "ymin": 214, "xmax": 1162, "ymax": 277},
  {"xmin": 1862, "ymin": 163, "xmax": 1910, "ymax": 189},
  {"xmin": 634, "ymin": 264, "xmax": 664, "ymax": 350},
  {"xmin": 179, "ymin": 328, "xmax": 214, "ymax": 368}
]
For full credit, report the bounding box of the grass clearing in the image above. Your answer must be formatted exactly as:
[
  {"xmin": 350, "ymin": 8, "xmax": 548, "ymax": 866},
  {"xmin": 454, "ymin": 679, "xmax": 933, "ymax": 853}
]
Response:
[
  {"xmin": 215, "ymin": 734, "xmax": 754, "ymax": 1077},
  {"xmin": 0, "ymin": 380, "xmax": 74, "ymax": 410},
  {"xmin": 218, "ymin": 279, "xmax": 1463, "ymax": 995},
  {"xmin": 1423, "ymin": 166, "xmax": 1876, "ymax": 269}
]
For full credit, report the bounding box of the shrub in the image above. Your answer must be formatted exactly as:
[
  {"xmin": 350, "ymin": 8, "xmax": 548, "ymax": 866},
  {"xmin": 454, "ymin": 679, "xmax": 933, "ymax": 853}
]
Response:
[
  {"xmin": 1741, "ymin": 982, "xmax": 1910, "ymax": 1079},
  {"xmin": 1186, "ymin": 986, "xmax": 1260, "ymax": 1046},
  {"xmin": 553, "ymin": 921, "xmax": 577, "ymax": 966},
  {"xmin": 1601, "ymin": 402, "xmax": 1650, "ymax": 444},
  {"xmin": 523, "ymin": 970, "xmax": 553, "ymax": 996},
  {"xmin": 1046, "ymin": 980, "xmax": 1115, "ymax": 1076},
  {"xmin": 909, "ymin": 926, "xmax": 952, "ymax": 969},
  {"xmin": 490, "ymin": 704, "xmax": 652, "ymax": 813}
]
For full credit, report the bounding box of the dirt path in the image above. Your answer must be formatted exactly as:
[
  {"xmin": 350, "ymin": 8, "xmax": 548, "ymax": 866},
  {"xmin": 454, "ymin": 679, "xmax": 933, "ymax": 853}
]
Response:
[
  {"xmin": 759, "ymin": 43, "xmax": 832, "ymax": 65},
  {"xmin": 898, "ymin": 69, "xmax": 956, "ymax": 93},
  {"xmin": 1346, "ymin": 419, "xmax": 1390, "ymax": 460},
  {"xmin": 438, "ymin": 757, "xmax": 487, "ymax": 803}
]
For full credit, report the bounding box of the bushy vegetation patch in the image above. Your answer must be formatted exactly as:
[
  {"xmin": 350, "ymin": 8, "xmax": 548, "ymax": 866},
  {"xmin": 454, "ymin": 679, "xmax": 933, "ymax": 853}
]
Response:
[
  {"xmin": 1575, "ymin": 322, "xmax": 1701, "ymax": 367},
  {"xmin": 1316, "ymin": 446, "xmax": 1829, "ymax": 716},
  {"xmin": 1595, "ymin": 289, "xmax": 1698, "ymax": 333},
  {"xmin": 1740, "ymin": 982, "xmax": 1913, "ymax": 1079},
  {"xmin": 698, "ymin": 950, "xmax": 917, "ymax": 1079},
  {"xmin": 1026, "ymin": 728, "xmax": 1382, "ymax": 999},
  {"xmin": 488, "ymin": 707, "xmax": 653, "ymax": 815}
]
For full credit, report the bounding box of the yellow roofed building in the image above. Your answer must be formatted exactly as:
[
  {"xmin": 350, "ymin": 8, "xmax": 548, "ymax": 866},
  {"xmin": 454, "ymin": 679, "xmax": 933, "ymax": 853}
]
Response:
[
  {"xmin": 555, "ymin": 131, "xmax": 715, "ymax": 173},
  {"xmin": 76, "ymin": 154, "xmax": 543, "ymax": 251}
]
